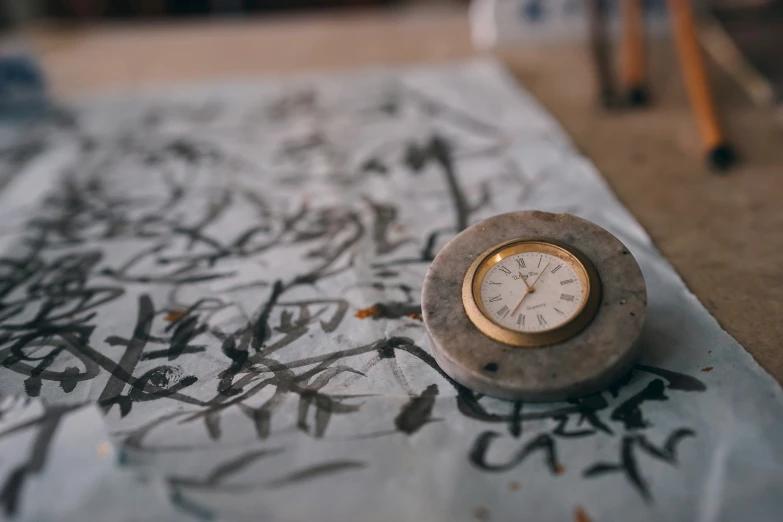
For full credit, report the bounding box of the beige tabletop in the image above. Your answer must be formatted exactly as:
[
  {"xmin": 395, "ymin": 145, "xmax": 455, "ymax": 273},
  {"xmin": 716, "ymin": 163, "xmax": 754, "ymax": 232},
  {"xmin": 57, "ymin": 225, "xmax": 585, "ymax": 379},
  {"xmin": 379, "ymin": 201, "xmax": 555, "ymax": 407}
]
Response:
[{"xmin": 26, "ymin": 6, "xmax": 783, "ymax": 384}]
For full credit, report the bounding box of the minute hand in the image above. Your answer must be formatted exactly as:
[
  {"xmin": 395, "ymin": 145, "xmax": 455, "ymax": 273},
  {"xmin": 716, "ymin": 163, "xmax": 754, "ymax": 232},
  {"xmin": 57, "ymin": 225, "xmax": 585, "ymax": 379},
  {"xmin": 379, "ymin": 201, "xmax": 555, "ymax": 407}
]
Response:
[{"xmin": 531, "ymin": 262, "xmax": 550, "ymax": 289}]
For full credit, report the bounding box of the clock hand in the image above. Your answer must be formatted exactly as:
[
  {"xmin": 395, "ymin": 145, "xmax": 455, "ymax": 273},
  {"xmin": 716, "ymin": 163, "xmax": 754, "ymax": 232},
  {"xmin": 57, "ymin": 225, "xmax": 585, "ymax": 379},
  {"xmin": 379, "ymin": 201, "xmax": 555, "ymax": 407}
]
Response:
[
  {"xmin": 512, "ymin": 271, "xmax": 535, "ymax": 316},
  {"xmin": 519, "ymin": 271, "xmax": 534, "ymax": 293},
  {"xmin": 531, "ymin": 262, "xmax": 550, "ymax": 289},
  {"xmin": 512, "ymin": 263, "xmax": 550, "ymax": 316},
  {"xmin": 511, "ymin": 288, "xmax": 530, "ymax": 316}
]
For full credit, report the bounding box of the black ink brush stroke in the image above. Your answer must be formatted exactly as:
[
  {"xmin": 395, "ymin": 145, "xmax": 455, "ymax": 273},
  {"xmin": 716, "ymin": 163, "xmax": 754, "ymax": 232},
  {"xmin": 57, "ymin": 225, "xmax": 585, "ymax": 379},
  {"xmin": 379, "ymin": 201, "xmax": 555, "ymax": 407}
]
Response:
[
  {"xmin": 57, "ymin": 332, "xmax": 205, "ymax": 414},
  {"xmin": 0, "ymin": 405, "xmax": 81, "ymax": 516},
  {"xmin": 185, "ymin": 357, "xmax": 364, "ymax": 440},
  {"xmin": 277, "ymin": 299, "xmax": 349, "ymax": 333},
  {"xmin": 128, "ymin": 366, "xmax": 198, "ymax": 402},
  {"xmin": 457, "ymin": 388, "xmax": 579, "ymax": 425},
  {"xmin": 394, "ymin": 384, "xmax": 439, "ymax": 434},
  {"xmin": 122, "ymin": 411, "xmax": 192, "ymax": 450},
  {"xmin": 403, "ymin": 85, "xmax": 502, "ymax": 137},
  {"xmin": 469, "ymin": 431, "xmax": 562, "ymax": 475},
  {"xmin": 363, "ymin": 196, "xmax": 413, "ymax": 255},
  {"xmin": 168, "ymin": 489, "xmax": 214, "ymax": 521},
  {"xmin": 215, "ymin": 298, "xmax": 350, "ymax": 397},
  {"xmin": 610, "ymin": 379, "xmax": 668, "ymax": 430},
  {"xmin": 635, "ymin": 364, "xmax": 707, "ymax": 391},
  {"xmin": 567, "ymin": 397, "xmax": 614, "ymax": 436},
  {"xmin": 251, "ymin": 280, "xmax": 284, "ymax": 351},
  {"xmin": 584, "ymin": 428, "xmax": 696, "ymax": 502},
  {"xmin": 370, "ymin": 227, "xmax": 454, "ymax": 268},
  {"xmin": 585, "ymin": 435, "xmax": 652, "ymax": 501},
  {"xmin": 297, "ymin": 365, "xmax": 365, "ymax": 438},
  {"xmin": 263, "ymin": 460, "xmax": 366, "ymax": 489},
  {"xmin": 508, "ymin": 401, "xmax": 523, "ymax": 438},
  {"xmin": 404, "ymin": 135, "xmax": 468, "ymax": 232},
  {"xmin": 169, "ymin": 448, "xmax": 284, "ymax": 490},
  {"xmin": 181, "ymin": 337, "xmax": 452, "ymax": 440},
  {"xmin": 552, "ymin": 415, "xmax": 597, "ymax": 439},
  {"xmin": 97, "ymin": 295, "xmax": 162, "ymax": 415},
  {"xmin": 637, "ymin": 428, "xmax": 695, "ymax": 464}
]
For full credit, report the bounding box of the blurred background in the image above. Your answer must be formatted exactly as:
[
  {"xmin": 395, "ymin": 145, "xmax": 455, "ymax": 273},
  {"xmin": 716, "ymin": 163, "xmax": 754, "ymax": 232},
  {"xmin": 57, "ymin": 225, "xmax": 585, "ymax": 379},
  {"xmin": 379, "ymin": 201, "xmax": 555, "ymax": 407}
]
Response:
[
  {"xmin": 3, "ymin": 0, "xmax": 783, "ymax": 184},
  {"xmin": 2, "ymin": 0, "xmax": 783, "ymax": 138},
  {"xmin": 2, "ymin": 0, "xmax": 462, "ymax": 22},
  {"xmin": 2, "ymin": 0, "xmax": 781, "ymax": 100}
]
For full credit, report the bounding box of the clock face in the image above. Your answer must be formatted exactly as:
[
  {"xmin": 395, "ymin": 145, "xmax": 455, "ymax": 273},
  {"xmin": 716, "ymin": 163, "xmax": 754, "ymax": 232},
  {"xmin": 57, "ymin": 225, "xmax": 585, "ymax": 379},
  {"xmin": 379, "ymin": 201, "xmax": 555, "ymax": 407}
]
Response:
[
  {"xmin": 478, "ymin": 250, "xmax": 586, "ymax": 332},
  {"xmin": 462, "ymin": 239, "xmax": 600, "ymax": 346}
]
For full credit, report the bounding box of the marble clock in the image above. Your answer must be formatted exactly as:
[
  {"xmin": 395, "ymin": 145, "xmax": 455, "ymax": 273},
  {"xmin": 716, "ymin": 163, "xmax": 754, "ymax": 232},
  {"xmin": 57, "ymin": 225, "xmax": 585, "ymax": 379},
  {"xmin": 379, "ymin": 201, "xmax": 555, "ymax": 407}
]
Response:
[{"xmin": 421, "ymin": 211, "xmax": 647, "ymax": 401}]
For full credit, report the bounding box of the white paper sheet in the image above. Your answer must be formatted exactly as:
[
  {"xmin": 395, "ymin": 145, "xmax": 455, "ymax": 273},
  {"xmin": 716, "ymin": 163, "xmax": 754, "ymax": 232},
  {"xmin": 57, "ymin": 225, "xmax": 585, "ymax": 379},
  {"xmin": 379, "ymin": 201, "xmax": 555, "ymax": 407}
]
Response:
[{"xmin": 0, "ymin": 60, "xmax": 781, "ymax": 522}]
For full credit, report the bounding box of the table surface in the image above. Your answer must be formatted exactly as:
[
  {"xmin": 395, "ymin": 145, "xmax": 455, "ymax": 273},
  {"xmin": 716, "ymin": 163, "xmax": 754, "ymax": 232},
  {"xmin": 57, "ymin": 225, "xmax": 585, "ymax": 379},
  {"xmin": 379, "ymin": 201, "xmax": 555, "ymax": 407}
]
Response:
[{"xmin": 26, "ymin": 6, "xmax": 783, "ymax": 383}]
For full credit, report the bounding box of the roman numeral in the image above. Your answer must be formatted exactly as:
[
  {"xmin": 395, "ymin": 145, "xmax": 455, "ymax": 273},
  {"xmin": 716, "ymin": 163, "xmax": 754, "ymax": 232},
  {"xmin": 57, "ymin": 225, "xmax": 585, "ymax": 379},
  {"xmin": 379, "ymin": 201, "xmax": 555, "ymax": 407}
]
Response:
[
  {"xmin": 488, "ymin": 295, "xmax": 502, "ymax": 302},
  {"xmin": 516, "ymin": 257, "xmax": 526, "ymax": 268},
  {"xmin": 551, "ymin": 265, "xmax": 562, "ymax": 274},
  {"xmin": 517, "ymin": 314, "xmax": 525, "ymax": 326},
  {"xmin": 497, "ymin": 305, "xmax": 510, "ymax": 318},
  {"xmin": 537, "ymin": 313, "xmax": 547, "ymax": 326},
  {"xmin": 488, "ymin": 280, "xmax": 501, "ymax": 286},
  {"xmin": 554, "ymin": 307, "xmax": 565, "ymax": 316},
  {"xmin": 560, "ymin": 279, "xmax": 574, "ymax": 285},
  {"xmin": 561, "ymin": 294, "xmax": 574, "ymax": 301},
  {"xmin": 498, "ymin": 266, "xmax": 512, "ymax": 276}
]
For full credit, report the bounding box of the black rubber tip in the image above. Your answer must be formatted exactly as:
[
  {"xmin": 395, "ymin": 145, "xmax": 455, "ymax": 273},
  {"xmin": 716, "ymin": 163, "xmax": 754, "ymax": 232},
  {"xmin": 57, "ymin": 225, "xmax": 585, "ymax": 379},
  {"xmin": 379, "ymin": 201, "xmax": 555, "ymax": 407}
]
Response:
[
  {"xmin": 707, "ymin": 143, "xmax": 737, "ymax": 173},
  {"xmin": 626, "ymin": 86, "xmax": 651, "ymax": 107}
]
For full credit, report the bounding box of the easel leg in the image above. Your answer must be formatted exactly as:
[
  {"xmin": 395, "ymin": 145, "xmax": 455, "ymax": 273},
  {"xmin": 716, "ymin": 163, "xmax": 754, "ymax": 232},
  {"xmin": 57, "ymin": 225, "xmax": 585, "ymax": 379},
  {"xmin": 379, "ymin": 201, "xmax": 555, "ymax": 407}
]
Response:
[
  {"xmin": 666, "ymin": 0, "xmax": 736, "ymax": 171},
  {"xmin": 587, "ymin": 0, "xmax": 617, "ymax": 109},
  {"xmin": 620, "ymin": 0, "xmax": 650, "ymax": 105}
]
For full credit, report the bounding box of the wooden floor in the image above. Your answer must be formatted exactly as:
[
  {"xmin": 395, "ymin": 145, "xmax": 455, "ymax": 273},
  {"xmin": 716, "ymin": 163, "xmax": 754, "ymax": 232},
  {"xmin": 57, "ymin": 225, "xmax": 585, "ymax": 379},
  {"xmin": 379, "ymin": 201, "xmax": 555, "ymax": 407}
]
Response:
[{"xmin": 27, "ymin": 6, "xmax": 783, "ymax": 383}]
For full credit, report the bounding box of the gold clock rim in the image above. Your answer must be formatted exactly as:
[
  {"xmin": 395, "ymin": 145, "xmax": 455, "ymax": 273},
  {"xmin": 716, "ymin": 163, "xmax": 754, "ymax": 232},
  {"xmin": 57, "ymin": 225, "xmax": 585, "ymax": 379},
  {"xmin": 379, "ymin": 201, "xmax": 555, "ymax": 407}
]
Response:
[{"xmin": 461, "ymin": 238, "xmax": 602, "ymax": 348}]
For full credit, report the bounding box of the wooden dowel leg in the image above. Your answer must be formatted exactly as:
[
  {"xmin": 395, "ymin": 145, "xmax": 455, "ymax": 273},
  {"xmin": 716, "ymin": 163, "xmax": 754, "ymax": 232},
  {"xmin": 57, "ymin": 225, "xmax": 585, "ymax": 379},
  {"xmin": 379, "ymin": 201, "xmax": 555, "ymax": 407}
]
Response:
[
  {"xmin": 587, "ymin": 0, "xmax": 617, "ymax": 109},
  {"xmin": 666, "ymin": 0, "xmax": 736, "ymax": 171},
  {"xmin": 620, "ymin": 0, "xmax": 650, "ymax": 105}
]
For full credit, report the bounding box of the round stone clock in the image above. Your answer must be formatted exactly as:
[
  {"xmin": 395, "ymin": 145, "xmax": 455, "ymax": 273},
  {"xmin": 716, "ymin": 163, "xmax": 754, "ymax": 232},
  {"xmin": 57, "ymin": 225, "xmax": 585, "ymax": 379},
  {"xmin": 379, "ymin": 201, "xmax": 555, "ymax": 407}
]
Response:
[{"xmin": 421, "ymin": 211, "xmax": 646, "ymax": 401}]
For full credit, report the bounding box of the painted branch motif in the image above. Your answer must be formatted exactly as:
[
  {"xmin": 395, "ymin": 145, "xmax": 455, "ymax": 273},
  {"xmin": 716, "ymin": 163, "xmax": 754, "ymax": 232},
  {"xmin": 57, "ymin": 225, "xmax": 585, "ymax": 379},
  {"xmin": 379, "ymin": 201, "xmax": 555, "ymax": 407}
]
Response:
[{"xmin": 0, "ymin": 66, "xmax": 737, "ymax": 521}]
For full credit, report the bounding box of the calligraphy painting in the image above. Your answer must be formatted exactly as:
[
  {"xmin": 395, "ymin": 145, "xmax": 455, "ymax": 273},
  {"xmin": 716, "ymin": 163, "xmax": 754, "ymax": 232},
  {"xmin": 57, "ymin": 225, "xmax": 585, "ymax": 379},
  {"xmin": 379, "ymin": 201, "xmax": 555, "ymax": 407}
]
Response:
[{"xmin": 0, "ymin": 61, "xmax": 781, "ymax": 522}]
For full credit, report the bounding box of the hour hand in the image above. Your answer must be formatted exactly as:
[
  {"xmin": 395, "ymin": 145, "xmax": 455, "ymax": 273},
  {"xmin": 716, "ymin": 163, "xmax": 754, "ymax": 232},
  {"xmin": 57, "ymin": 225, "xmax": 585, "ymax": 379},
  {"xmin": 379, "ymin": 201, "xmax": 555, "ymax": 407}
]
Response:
[
  {"xmin": 519, "ymin": 271, "xmax": 533, "ymax": 293},
  {"xmin": 512, "ymin": 273, "xmax": 532, "ymax": 316}
]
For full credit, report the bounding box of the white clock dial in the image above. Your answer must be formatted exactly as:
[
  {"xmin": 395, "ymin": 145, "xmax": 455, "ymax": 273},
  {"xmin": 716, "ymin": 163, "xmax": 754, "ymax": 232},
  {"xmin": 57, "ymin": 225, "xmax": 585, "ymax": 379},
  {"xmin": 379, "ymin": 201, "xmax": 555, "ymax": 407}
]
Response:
[{"xmin": 478, "ymin": 251, "xmax": 586, "ymax": 332}]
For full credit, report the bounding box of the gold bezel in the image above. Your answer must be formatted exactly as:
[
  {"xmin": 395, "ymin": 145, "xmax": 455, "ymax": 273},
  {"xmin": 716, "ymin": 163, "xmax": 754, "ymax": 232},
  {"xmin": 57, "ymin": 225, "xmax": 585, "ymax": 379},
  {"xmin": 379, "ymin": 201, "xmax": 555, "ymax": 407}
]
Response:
[{"xmin": 461, "ymin": 238, "xmax": 602, "ymax": 348}]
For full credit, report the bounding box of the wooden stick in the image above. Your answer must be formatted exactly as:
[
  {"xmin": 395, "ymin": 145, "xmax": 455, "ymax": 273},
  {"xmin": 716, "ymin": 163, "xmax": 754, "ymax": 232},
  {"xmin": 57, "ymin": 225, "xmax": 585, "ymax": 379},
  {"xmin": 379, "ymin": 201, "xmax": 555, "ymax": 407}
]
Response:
[
  {"xmin": 620, "ymin": 0, "xmax": 650, "ymax": 105},
  {"xmin": 586, "ymin": 0, "xmax": 617, "ymax": 109},
  {"xmin": 666, "ymin": 0, "xmax": 736, "ymax": 171}
]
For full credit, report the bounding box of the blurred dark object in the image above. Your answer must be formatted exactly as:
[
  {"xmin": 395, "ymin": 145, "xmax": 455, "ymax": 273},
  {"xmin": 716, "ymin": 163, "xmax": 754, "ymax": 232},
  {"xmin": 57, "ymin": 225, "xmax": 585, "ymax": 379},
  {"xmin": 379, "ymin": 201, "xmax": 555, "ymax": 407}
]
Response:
[
  {"xmin": 0, "ymin": 55, "xmax": 47, "ymax": 119},
  {"xmin": 0, "ymin": 51, "xmax": 73, "ymax": 127},
  {"xmin": 707, "ymin": 0, "xmax": 783, "ymax": 105},
  {"xmin": 1, "ymin": 0, "xmax": 44, "ymax": 28},
  {"xmin": 43, "ymin": 0, "xmax": 439, "ymax": 19},
  {"xmin": 587, "ymin": 0, "xmax": 617, "ymax": 108}
]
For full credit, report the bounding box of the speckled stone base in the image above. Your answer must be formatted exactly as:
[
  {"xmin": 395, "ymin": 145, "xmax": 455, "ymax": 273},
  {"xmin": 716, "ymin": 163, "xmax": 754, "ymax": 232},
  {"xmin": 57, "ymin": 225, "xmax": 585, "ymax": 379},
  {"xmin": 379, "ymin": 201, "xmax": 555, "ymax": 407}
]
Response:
[{"xmin": 422, "ymin": 211, "xmax": 646, "ymax": 401}]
